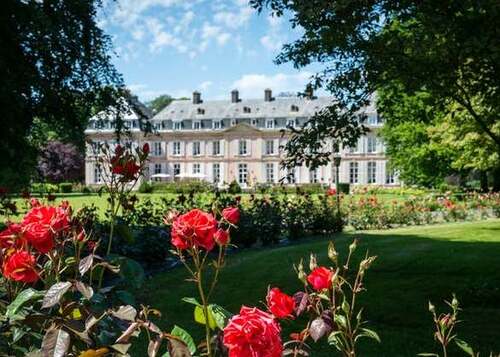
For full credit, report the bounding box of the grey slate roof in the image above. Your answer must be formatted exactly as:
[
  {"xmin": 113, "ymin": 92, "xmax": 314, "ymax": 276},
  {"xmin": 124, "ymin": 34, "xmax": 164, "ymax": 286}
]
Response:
[{"xmin": 152, "ymin": 96, "xmax": 340, "ymax": 121}]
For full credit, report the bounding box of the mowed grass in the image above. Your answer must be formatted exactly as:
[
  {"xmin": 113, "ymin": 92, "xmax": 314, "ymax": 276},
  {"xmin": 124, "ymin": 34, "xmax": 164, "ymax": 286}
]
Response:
[{"xmin": 135, "ymin": 220, "xmax": 500, "ymax": 356}]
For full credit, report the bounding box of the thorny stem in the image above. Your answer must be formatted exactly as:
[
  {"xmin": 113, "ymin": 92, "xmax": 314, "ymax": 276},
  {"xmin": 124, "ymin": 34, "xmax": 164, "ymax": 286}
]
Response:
[{"xmin": 192, "ymin": 248, "xmax": 213, "ymax": 357}]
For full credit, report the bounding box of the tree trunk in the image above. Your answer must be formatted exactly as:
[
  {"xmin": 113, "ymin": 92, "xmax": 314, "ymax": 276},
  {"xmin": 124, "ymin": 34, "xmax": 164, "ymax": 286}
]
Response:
[
  {"xmin": 492, "ymin": 166, "xmax": 500, "ymax": 192},
  {"xmin": 480, "ymin": 171, "xmax": 489, "ymax": 192}
]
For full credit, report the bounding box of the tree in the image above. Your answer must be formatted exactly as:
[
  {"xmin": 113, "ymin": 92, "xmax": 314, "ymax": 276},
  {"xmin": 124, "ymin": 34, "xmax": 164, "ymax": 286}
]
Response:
[
  {"xmin": 37, "ymin": 141, "xmax": 84, "ymax": 183},
  {"xmin": 251, "ymin": 0, "xmax": 500, "ymax": 189},
  {"xmin": 0, "ymin": 0, "xmax": 123, "ymax": 190},
  {"xmin": 147, "ymin": 94, "xmax": 174, "ymax": 114}
]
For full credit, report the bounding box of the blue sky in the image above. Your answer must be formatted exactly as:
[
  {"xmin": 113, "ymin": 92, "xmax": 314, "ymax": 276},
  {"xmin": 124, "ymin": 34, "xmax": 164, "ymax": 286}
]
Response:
[{"xmin": 99, "ymin": 0, "xmax": 324, "ymax": 102}]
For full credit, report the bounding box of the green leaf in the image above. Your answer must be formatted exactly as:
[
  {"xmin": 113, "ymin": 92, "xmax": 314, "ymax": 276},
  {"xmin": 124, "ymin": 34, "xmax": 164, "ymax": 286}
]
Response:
[
  {"xmin": 455, "ymin": 339, "xmax": 475, "ymax": 356},
  {"xmin": 209, "ymin": 304, "xmax": 232, "ymax": 330},
  {"xmin": 333, "ymin": 313, "xmax": 347, "ymax": 329},
  {"xmin": 194, "ymin": 305, "xmax": 217, "ymax": 330},
  {"xmin": 417, "ymin": 354, "xmax": 439, "ymax": 356},
  {"xmin": 181, "ymin": 297, "xmax": 201, "ymax": 307},
  {"xmin": 356, "ymin": 327, "xmax": 381, "ymax": 343},
  {"xmin": 327, "ymin": 331, "xmax": 344, "ymax": 351},
  {"xmin": 42, "ymin": 282, "xmax": 72, "ymax": 309},
  {"xmin": 6, "ymin": 288, "xmax": 44, "ymax": 318},
  {"xmin": 171, "ymin": 325, "xmax": 196, "ymax": 354}
]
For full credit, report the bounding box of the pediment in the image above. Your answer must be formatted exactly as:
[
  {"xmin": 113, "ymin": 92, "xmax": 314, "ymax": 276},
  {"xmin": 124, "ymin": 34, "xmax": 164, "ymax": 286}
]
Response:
[{"xmin": 223, "ymin": 122, "xmax": 262, "ymax": 134}]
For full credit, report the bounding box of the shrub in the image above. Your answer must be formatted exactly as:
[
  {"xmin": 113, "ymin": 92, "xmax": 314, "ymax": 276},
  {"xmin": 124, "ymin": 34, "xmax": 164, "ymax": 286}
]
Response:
[
  {"xmin": 228, "ymin": 180, "xmax": 242, "ymax": 194},
  {"xmin": 138, "ymin": 181, "xmax": 153, "ymax": 193},
  {"xmin": 58, "ymin": 182, "xmax": 73, "ymax": 193},
  {"xmin": 246, "ymin": 195, "xmax": 283, "ymax": 246},
  {"xmin": 31, "ymin": 182, "xmax": 59, "ymax": 194},
  {"xmin": 337, "ymin": 182, "xmax": 350, "ymax": 194}
]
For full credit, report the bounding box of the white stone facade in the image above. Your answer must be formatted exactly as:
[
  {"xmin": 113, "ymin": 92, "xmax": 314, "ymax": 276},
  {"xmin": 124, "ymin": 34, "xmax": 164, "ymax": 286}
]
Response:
[{"xmin": 84, "ymin": 90, "xmax": 399, "ymax": 188}]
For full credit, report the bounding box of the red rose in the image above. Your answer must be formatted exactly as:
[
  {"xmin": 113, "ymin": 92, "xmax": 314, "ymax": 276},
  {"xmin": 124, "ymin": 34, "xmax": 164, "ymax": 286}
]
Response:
[
  {"xmin": 223, "ymin": 306, "xmax": 283, "ymax": 357},
  {"xmin": 266, "ymin": 287, "xmax": 295, "ymax": 319},
  {"xmin": 327, "ymin": 187, "xmax": 337, "ymax": 196},
  {"xmin": 112, "ymin": 163, "xmax": 124, "ymax": 175},
  {"xmin": 222, "ymin": 207, "xmax": 240, "ymax": 225},
  {"xmin": 23, "ymin": 206, "xmax": 70, "ymax": 233},
  {"xmin": 0, "ymin": 223, "xmax": 25, "ymax": 249},
  {"xmin": 30, "ymin": 198, "xmax": 41, "ymax": 208},
  {"xmin": 214, "ymin": 228, "xmax": 230, "ymax": 246},
  {"xmin": 114, "ymin": 144, "xmax": 124, "ymax": 156},
  {"xmin": 2, "ymin": 251, "xmax": 39, "ymax": 283},
  {"xmin": 23, "ymin": 223, "xmax": 54, "ymax": 253},
  {"xmin": 171, "ymin": 209, "xmax": 217, "ymax": 251},
  {"xmin": 142, "ymin": 143, "xmax": 150, "ymax": 154},
  {"xmin": 307, "ymin": 266, "xmax": 334, "ymax": 291}
]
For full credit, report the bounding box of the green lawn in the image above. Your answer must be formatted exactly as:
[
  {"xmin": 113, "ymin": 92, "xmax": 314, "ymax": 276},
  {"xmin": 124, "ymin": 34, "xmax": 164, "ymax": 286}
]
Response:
[{"xmin": 135, "ymin": 219, "xmax": 500, "ymax": 356}]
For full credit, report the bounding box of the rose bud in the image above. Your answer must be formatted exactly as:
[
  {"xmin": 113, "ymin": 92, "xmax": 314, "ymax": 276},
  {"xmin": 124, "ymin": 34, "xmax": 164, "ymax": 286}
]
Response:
[
  {"xmin": 266, "ymin": 287, "xmax": 295, "ymax": 319},
  {"xmin": 214, "ymin": 228, "xmax": 230, "ymax": 246},
  {"xmin": 222, "ymin": 206, "xmax": 240, "ymax": 225},
  {"xmin": 142, "ymin": 143, "xmax": 150, "ymax": 155}
]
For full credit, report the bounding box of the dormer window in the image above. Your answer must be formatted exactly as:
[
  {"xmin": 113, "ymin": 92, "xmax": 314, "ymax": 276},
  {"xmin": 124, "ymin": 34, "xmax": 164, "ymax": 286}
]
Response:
[
  {"xmin": 243, "ymin": 106, "xmax": 251, "ymax": 114},
  {"xmin": 266, "ymin": 119, "xmax": 275, "ymax": 129},
  {"xmin": 193, "ymin": 121, "xmax": 201, "ymax": 130},
  {"xmin": 213, "ymin": 120, "xmax": 221, "ymax": 129},
  {"xmin": 173, "ymin": 122, "xmax": 182, "ymax": 131},
  {"xmin": 197, "ymin": 108, "xmax": 205, "ymax": 115},
  {"xmin": 291, "ymin": 105, "xmax": 299, "ymax": 112}
]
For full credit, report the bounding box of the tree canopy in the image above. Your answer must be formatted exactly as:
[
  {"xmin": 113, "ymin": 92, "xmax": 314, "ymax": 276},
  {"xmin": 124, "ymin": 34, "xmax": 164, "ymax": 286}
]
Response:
[
  {"xmin": 251, "ymin": 0, "xmax": 500, "ymax": 189},
  {"xmin": 1, "ymin": 0, "xmax": 123, "ymax": 189},
  {"xmin": 147, "ymin": 94, "xmax": 174, "ymax": 114}
]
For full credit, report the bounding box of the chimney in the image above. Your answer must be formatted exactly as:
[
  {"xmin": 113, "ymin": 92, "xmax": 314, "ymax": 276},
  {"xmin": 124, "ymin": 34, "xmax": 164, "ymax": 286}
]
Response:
[
  {"xmin": 231, "ymin": 89, "xmax": 240, "ymax": 103},
  {"xmin": 264, "ymin": 88, "xmax": 273, "ymax": 102},
  {"xmin": 305, "ymin": 84, "xmax": 314, "ymax": 99},
  {"xmin": 192, "ymin": 91, "xmax": 201, "ymax": 104}
]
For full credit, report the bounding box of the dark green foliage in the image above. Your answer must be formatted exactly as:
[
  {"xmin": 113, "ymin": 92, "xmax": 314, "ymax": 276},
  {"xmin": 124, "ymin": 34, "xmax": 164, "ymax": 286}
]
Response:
[
  {"xmin": 228, "ymin": 180, "xmax": 242, "ymax": 194},
  {"xmin": 138, "ymin": 181, "xmax": 154, "ymax": 193},
  {"xmin": 146, "ymin": 94, "xmax": 174, "ymax": 114},
  {"xmin": 337, "ymin": 183, "xmax": 350, "ymax": 194},
  {"xmin": 58, "ymin": 183, "xmax": 73, "ymax": 193}
]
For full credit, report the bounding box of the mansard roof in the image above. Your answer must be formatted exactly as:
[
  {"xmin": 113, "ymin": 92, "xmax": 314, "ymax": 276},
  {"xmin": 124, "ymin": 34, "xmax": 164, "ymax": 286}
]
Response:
[{"xmin": 152, "ymin": 96, "xmax": 337, "ymax": 121}]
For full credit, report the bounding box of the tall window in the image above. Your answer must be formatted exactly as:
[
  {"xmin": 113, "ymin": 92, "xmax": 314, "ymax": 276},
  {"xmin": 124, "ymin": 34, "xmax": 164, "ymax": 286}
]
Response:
[
  {"xmin": 193, "ymin": 121, "xmax": 201, "ymax": 130},
  {"xmin": 94, "ymin": 165, "xmax": 102, "ymax": 184},
  {"xmin": 154, "ymin": 164, "xmax": 162, "ymax": 174},
  {"xmin": 213, "ymin": 120, "xmax": 221, "ymax": 129},
  {"xmin": 173, "ymin": 142, "xmax": 181, "ymax": 155},
  {"xmin": 349, "ymin": 162, "xmax": 359, "ymax": 184},
  {"xmin": 367, "ymin": 114, "xmax": 378, "ymax": 125},
  {"xmin": 238, "ymin": 164, "xmax": 248, "ymax": 185},
  {"xmin": 153, "ymin": 142, "xmax": 162, "ymax": 156},
  {"xmin": 173, "ymin": 164, "xmax": 181, "ymax": 176},
  {"xmin": 265, "ymin": 163, "xmax": 274, "ymax": 183},
  {"xmin": 309, "ymin": 169, "xmax": 318, "ymax": 183},
  {"xmin": 367, "ymin": 162, "xmax": 377, "ymax": 184},
  {"xmin": 192, "ymin": 141, "xmax": 201, "ymax": 156},
  {"xmin": 193, "ymin": 163, "xmax": 201, "ymax": 174},
  {"xmin": 173, "ymin": 122, "xmax": 182, "ymax": 130},
  {"xmin": 367, "ymin": 136, "xmax": 377, "ymax": 153},
  {"xmin": 266, "ymin": 119, "xmax": 274, "ymax": 129},
  {"xmin": 213, "ymin": 163, "xmax": 220, "ymax": 183},
  {"xmin": 286, "ymin": 119, "xmax": 295, "ymax": 128},
  {"xmin": 212, "ymin": 141, "xmax": 220, "ymax": 156},
  {"xmin": 238, "ymin": 140, "xmax": 248, "ymax": 155},
  {"xmin": 265, "ymin": 140, "xmax": 274, "ymax": 155},
  {"xmin": 386, "ymin": 167, "xmax": 395, "ymax": 184}
]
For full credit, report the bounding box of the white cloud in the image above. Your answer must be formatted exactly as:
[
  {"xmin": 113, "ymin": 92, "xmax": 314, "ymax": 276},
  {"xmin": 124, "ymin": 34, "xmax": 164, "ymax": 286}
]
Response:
[
  {"xmin": 231, "ymin": 72, "xmax": 313, "ymax": 98},
  {"xmin": 260, "ymin": 14, "xmax": 286, "ymax": 52},
  {"xmin": 199, "ymin": 81, "xmax": 213, "ymax": 90},
  {"xmin": 201, "ymin": 22, "xmax": 231, "ymax": 47},
  {"xmin": 213, "ymin": 6, "xmax": 253, "ymax": 29},
  {"xmin": 260, "ymin": 35, "xmax": 282, "ymax": 51},
  {"xmin": 217, "ymin": 33, "xmax": 231, "ymax": 45}
]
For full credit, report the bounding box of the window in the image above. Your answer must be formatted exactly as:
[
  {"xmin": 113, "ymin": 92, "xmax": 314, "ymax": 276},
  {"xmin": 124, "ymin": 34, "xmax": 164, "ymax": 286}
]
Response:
[
  {"xmin": 231, "ymin": 119, "xmax": 236, "ymax": 126},
  {"xmin": 192, "ymin": 141, "xmax": 201, "ymax": 156},
  {"xmin": 197, "ymin": 108, "xmax": 205, "ymax": 115},
  {"xmin": 266, "ymin": 119, "xmax": 275, "ymax": 129},
  {"xmin": 367, "ymin": 162, "xmax": 377, "ymax": 184},
  {"xmin": 367, "ymin": 114, "xmax": 377, "ymax": 125},
  {"xmin": 238, "ymin": 164, "xmax": 248, "ymax": 185},
  {"xmin": 173, "ymin": 122, "xmax": 182, "ymax": 130},
  {"xmin": 309, "ymin": 169, "xmax": 318, "ymax": 183},
  {"xmin": 251, "ymin": 119, "xmax": 257, "ymax": 126},
  {"xmin": 173, "ymin": 164, "xmax": 181, "ymax": 176},
  {"xmin": 349, "ymin": 162, "xmax": 359, "ymax": 183},
  {"xmin": 132, "ymin": 120, "xmax": 138, "ymax": 128},
  {"xmin": 286, "ymin": 119, "xmax": 295, "ymax": 128},
  {"xmin": 367, "ymin": 136, "xmax": 377, "ymax": 153},
  {"xmin": 265, "ymin": 140, "xmax": 275, "ymax": 155},
  {"xmin": 153, "ymin": 142, "xmax": 162, "ymax": 156},
  {"xmin": 349, "ymin": 140, "xmax": 360, "ymax": 153},
  {"xmin": 291, "ymin": 105, "xmax": 299, "ymax": 112},
  {"xmin": 213, "ymin": 163, "xmax": 220, "ymax": 183},
  {"xmin": 238, "ymin": 140, "xmax": 248, "ymax": 155},
  {"xmin": 193, "ymin": 121, "xmax": 201, "ymax": 130},
  {"xmin": 193, "ymin": 163, "xmax": 201, "ymax": 174},
  {"xmin": 173, "ymin": 142, "xmax": 181, "ymax": 156},
  {"xmin": 265, "ymin": 163, "xmax": 274, "ymax": 183},
  {"xmin": 243, "ymin": 106, "xmax": 251, "ymax": 113},
  {"xmin": 386, "ymin": 167, "xmax": 395, "ymax": 184},
  {"xmin": 213, "ymin": 120, "xmax": 221, "ymax": 129},
  {"xmin": 154, "ymin": 164, "xmax": 162, "ymax": 174},
  {"xmin": 94, "ymin": 165, "xmax": 102, "ymax": 184},
  {"xmin": 212, "ymin": 141, "xmax": 221, "ymax": 156}
]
